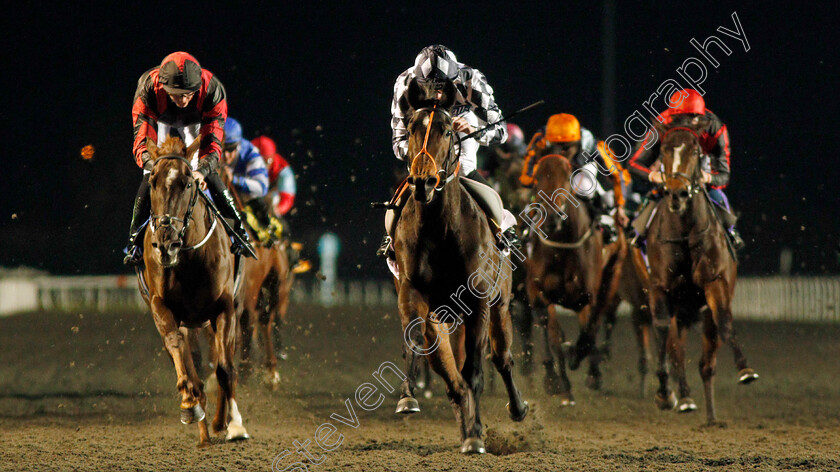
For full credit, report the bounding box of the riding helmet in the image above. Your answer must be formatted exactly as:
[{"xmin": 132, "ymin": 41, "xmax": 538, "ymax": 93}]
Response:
[
  {"xmin": 224, "ymin": 118, "xmax": 243, "ymax": 145},
  {"xmin": 158, "ymin": 52, "xmax": 203, "ymax": 94},
  {"xmin": 413, "ymin": 45, "xmax": 460, "ymax": 81},
  {"xmin": 669, "ymin": 89, "xmax": 706, "ymax": 115},
  {"xmin": 545, "ymin": 113, "xmax": 581, "ymax": 143}
]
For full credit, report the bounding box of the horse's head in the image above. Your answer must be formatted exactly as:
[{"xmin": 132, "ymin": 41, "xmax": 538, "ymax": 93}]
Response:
[
  {"xmin": 146, "ymin": 137, "xmax": 201, "ymax": 268},
  {"xmin": 655, "ymin": 115, "xmax": 709, "ymax": 213},
  {"xmin": 405, "ymin": 78, "xmax": 458, "ymax": 204},
  {"xmin": 532, "ymin": 154, "xmax": 574, "ymax": 232}
]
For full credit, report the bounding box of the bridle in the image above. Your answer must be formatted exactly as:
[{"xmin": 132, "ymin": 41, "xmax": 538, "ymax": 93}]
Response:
[
  {"xmin": 149, "ymin": 154, "xmax": 217, "ymax": 251},
  {"xmin": 661, "ymin": 127, "xmax": 703, "ymax": 200},
  {"xmin": 409, "ymin": 106, "xmax": 460, "ymax": 191}
]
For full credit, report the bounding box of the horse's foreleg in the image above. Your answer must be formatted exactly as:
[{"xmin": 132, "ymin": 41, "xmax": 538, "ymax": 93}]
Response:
[
  {"xmin": 699, "ymin": 306, "xmax": 720, "ymax": 424},
  {"xmin": 461, "ymin": 305, "xmax": 488, "ymax": 443},
  {"xmin": 650, "ymin": 288, "xmax": 677, "ymax": 411},
  {"xmin": 489, "ymin": 297, "xmax": 528, "ymax": 422},
  {"xmin": 548, "ymin": 306, "xmax": 575, "ymax": 406},
  {"xmin": 260, "ymin": 293, "xmax": 280, "ymax": 386},
  {"xmin": 632, "ymin": 308, "xmax": 652, "ymax": 398},
  {"xmin": 423, "ymin": 321, "xmax": 480, "ymax": 453},
  {"xmin": 149, "ymin": 297, "xmax": 210, "ymax": 446},
  {"xmin": 212, "ymin": 300, "xmax": 249, "ymax": 441},
  {"xmin": 239, "ymin": 307, "xmax": 254, "ymax": 380},
  {"xmin": 395, "ymin": 283, "xmax": 427, "ymax": 415},
  {"xmin": 705, "ymin": 279, "xmax": 757, "ymax": 384},
  {"xmin": 670, "ymin": 314, "xmax": 697, "ymax": 413}
]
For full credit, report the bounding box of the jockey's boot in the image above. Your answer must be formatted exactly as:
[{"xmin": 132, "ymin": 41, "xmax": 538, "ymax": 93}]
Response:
[
  {"xmin": 246, "ymin": 198, "xmax": 276, "ymax": 245},
  {"xmin": 123, "ymin": 175, "xmax": 151, "ymax": 266},
  {"xmin": 585, "ymin": 195, "xmax": 618, "ymax": 244},
  {"xmin": 729, "ymin": 227, "xmax": 746, "ymax": 251},
  {"xmin": 498, "ymin": 227, "xmax": 523, "ymax": 251},
  {"xmin": 206, "ymin": 174, "xmax": 254, "ymax": 257}
]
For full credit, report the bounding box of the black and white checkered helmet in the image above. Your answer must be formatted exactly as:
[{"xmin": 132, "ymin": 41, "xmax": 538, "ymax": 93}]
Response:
[{"xmin": 413, "ymin": 45, "xmax": 460, "ymax": 81}]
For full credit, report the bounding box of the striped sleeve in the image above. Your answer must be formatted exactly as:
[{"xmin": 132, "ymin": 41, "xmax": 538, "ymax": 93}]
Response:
[
  {"xmin": 232, "ymin": 143, "xmax": 269, "ymax": 199},
  {"xmin": 131, "ymin": 69, "xmax": 159, "ymax": 167},
  {"xmin": 463, "ymin": 67, "xmax": 507, "ymax": 146},
  {"xmin": 391, "ymin": 70, "xmax": 412, "ymax": 160}
]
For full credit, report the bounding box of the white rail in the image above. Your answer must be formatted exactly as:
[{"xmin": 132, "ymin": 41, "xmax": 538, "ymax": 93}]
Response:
[{"xmin": 0, "ymin": 275, "xmax": 837, "ymax": 322}]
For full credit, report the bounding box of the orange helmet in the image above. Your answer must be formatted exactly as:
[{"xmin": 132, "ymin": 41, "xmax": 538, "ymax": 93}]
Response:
[{"xmin": 545, "ymin": 113, "xmax": 581, "ymax": 143}]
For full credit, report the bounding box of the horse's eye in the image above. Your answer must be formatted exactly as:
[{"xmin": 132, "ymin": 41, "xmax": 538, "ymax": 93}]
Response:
[
  {"xmin": 445, "ymin": 130, "xmax": 453, "ymax": 137},
  {"xmin": 186, "ymin": 182, "xmax": 192, "ymax": 188}
]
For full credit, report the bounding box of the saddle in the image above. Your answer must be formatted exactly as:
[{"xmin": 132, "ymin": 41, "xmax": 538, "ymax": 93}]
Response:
[{"xmin": 630, "ymin": 192, "xmax": 738, "ymax": 244}]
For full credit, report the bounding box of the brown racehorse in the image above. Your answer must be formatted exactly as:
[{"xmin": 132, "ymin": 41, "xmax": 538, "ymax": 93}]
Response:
[
  {"xmin": 221, "ymin": 173, "xmax": 294, "ymax": 387},
  {"xmin": 139, "ymin": 136, "xmax": 249, "ymax": 446},
  {"xmin": 394, "ymin": 78, "xmax": 528, "ymax": 454},
  {"xmin": 524, "ymin": 154, "xmax": 624, "ymax": 405},
  {"xmin": 600, "ymin": 244, "xmax": 656, "ymax": 397},
  {"xmin": 646, "ymin": 117, "xmax": 758, "ymax": 423}
]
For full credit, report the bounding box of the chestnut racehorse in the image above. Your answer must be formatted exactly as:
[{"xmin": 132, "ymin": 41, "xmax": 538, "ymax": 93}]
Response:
[
  {"xmin": 394, "ymin": 78, "xmax": 528, "ymax": 454},
  {"xmin": 524, "ymin": 154, "xmax": 624, "ymax": 405},
  {"xmin": 646, "ymin": 117, "xmax": 758, "ymax": 423},
  {"xmin": 138, "ymin": 136, "xmax": 249, "ymax": 446},
  {"xmin": 219, "ymin": 170, "xmax": 294, "ymax": 387}
]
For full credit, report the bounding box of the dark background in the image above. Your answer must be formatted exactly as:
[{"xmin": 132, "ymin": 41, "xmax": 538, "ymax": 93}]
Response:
[{"xmin": 1, "ymin": 1, "xmax": 837, "ymax": 277}]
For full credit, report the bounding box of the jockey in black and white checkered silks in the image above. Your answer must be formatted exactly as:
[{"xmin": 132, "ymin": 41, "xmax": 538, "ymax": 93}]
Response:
[{"xmin": 379, "ymin": 45, "xmax": 520, "ymax": 260}]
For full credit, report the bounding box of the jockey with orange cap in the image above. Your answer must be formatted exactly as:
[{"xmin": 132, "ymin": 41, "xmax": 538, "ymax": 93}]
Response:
[
  {"xmin": 519, "ymin": 113, "xmax": 632, "ymax": 242},
  {"xmin": 123, "ymin": 51, "xmax": 252, "ymax": 264},
  {"xmin": 627, "ymin": 89, "xmax": 744, "ymax": 250}
]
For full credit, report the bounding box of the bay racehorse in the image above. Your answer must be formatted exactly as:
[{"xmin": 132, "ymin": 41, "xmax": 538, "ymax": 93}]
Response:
[
  {"xmin": 394, "ymin": 78, "xmax": 528, "ymax": 454},
  {"xmin": 138, "ymin": 136, "xmax": 249, "ymax": 446},
  {"xmin": 524, "ymin": 154, "xmax": 624, "ymax": 404},
  {"xmin": 646, "ymin": 117, "xmax": 758, "ymax": 423}
]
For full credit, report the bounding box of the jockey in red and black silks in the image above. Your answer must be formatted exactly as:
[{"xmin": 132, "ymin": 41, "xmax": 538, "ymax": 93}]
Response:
[
  {"xmin": 123, "ymin": 51, "xmax": 252, "ymax": 265},
  {"xmin": 627, "ymin": 89, "xmax": 744, "ymax": 250}
]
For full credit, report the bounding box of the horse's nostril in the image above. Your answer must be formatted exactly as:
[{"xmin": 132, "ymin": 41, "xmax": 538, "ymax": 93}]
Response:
[
  {"xmin": 152, "ymin": 242, "xmax": 158, "ymax": 248},
  {"xmin": 679, "ymin": 190, "xmax": 689, "ymax": 199}
]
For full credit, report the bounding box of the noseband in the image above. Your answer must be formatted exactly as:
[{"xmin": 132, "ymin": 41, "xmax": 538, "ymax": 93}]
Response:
[
  {"xmin": 409, "ymin": 106, "xmax": 459, "ymax": 191},
  {"xmin": 149, "ymin": 155, "xmax": 201, "ymax": 247}
]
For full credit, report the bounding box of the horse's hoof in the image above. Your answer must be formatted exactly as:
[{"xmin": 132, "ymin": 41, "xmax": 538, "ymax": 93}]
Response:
[
  {"xmin": 197, "ymin": 440, "xmax": 212, "ymax": 449},
  {"xmin": 459, "ymin": 437, "xmax": 486, "ymax": 454},
  {"xmin": 559, "ymin": 393, "xmax": 576, "ymax": 407},
  {"xmin": 180, "ymin": 404, "xmax": 206, "ymax": 425},
  {"xmin": 585, "ymin": 374, "xmax": 602, "ymax": 391},
  {"xmin": 267, "ymin": 371, "xmax": 281, "ymax": 386},
  {"xmin": 738, "ymin": 368, "xmax": 759, "ymax": 384},
  {"xmin": 225, "ymin": 424, "xmax": 250, "ymax": 441},
  {"xmin": 655, "ymin": 391, "xmax": 677, "ymax": 411},
  {"xmin": 395, "ymin": 397, "xmax": 420, "ymax": 415},
  {"xmin": 506, "ymin": 400, "xmax": 529, "ymax": 422},
  {"xmin": 677, "ymin": 397, "xmax": 698, "ymax": 413},
  {"xmin": 278, "ymin": 351, "xmax": 288, "ymax": 361}
]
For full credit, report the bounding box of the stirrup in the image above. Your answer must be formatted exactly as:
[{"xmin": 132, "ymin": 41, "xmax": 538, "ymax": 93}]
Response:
[{"xmin": 376, "ymin": 235, "xmax": 393, "ymax": 258}]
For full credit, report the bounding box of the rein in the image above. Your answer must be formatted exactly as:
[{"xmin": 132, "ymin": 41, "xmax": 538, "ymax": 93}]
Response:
[
  {"xmin": 538, "ymin": 223, "xmax": 596, "ymax": 249},
  {"xmin": 409, "ymin": 106, "xmax": 459, "ymax": 191},
  {"xmin": 149, "ymin": 154, "xmax": 217, "ymax": 251}
]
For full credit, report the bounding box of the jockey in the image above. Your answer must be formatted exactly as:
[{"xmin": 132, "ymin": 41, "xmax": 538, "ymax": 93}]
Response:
[
  {"xmin": 380, "ymin": 44, "xmax": 519, "ymax": 257},
  {"xmin": 124, "ymin": 51, "xmax": 251, "ymax": 264},
  {"xmin": 222, "ymin": 118, "xmax": 283, "ymax": 244},
  {"xmin": 627, "ymin": 89, "xmax": 745, "ymax": 250},
  {"xmin": 251, "ymin": 135, "xmax": 297, "ymax": 220},
  {"xmin": 519, "ymin": 113, "xmax": 631, "ymax": 242}
]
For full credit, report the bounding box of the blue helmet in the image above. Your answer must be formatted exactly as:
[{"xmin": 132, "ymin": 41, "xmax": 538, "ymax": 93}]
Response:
[{"xmin": 224, "ymin": 118, "xmax": 243, "ymax": 145}]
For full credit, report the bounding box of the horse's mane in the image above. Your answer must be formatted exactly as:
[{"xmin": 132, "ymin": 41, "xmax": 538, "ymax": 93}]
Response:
[{"xmin": 155, "ymin": 136, "xmax": 187, "ymax": 158}]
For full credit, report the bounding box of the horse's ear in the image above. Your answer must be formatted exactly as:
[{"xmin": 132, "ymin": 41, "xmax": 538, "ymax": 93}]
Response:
[
  {"xmin": 690, "ymin": 114, "xmax": 712, "ymax": 131},
  {"xmin": 146, "ymin": 138, "xmax": 159, "ymax": 159},
  {"xmin": 407, "ymin": 78, "xmax": 424, "ymax": 110},
  {"xmin": 185, "ymin": 138, "xmax": 201, "ymax": 160},
  {"xmin": 438, "ymin": 79, "xmax": 456, "ymax": 110}
]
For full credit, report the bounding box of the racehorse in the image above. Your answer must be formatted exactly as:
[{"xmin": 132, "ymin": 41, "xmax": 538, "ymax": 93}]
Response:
[
  {"xmin": 393, "ymin": 78, "xmax": 528, "ymax": 454},
  {"xmin": 524, "ymin": 154, "xmax": 624, "ymax": 405},
  {"xmin": 139, "ymin": 136, "xmax": 249, "ymax": 446},
  {"xmin": 220, "ymin": 172, "xmax": 294, "ymax": 387},
  {"xmin": 646, "ymin": 117, "xmax": 758, "ymax": 423}
]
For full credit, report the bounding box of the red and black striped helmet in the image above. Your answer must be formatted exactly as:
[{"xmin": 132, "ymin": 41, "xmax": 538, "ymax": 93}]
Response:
[{"xmin": 159, "ymin": 52, "xmax": 202, "ymax": 94}]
